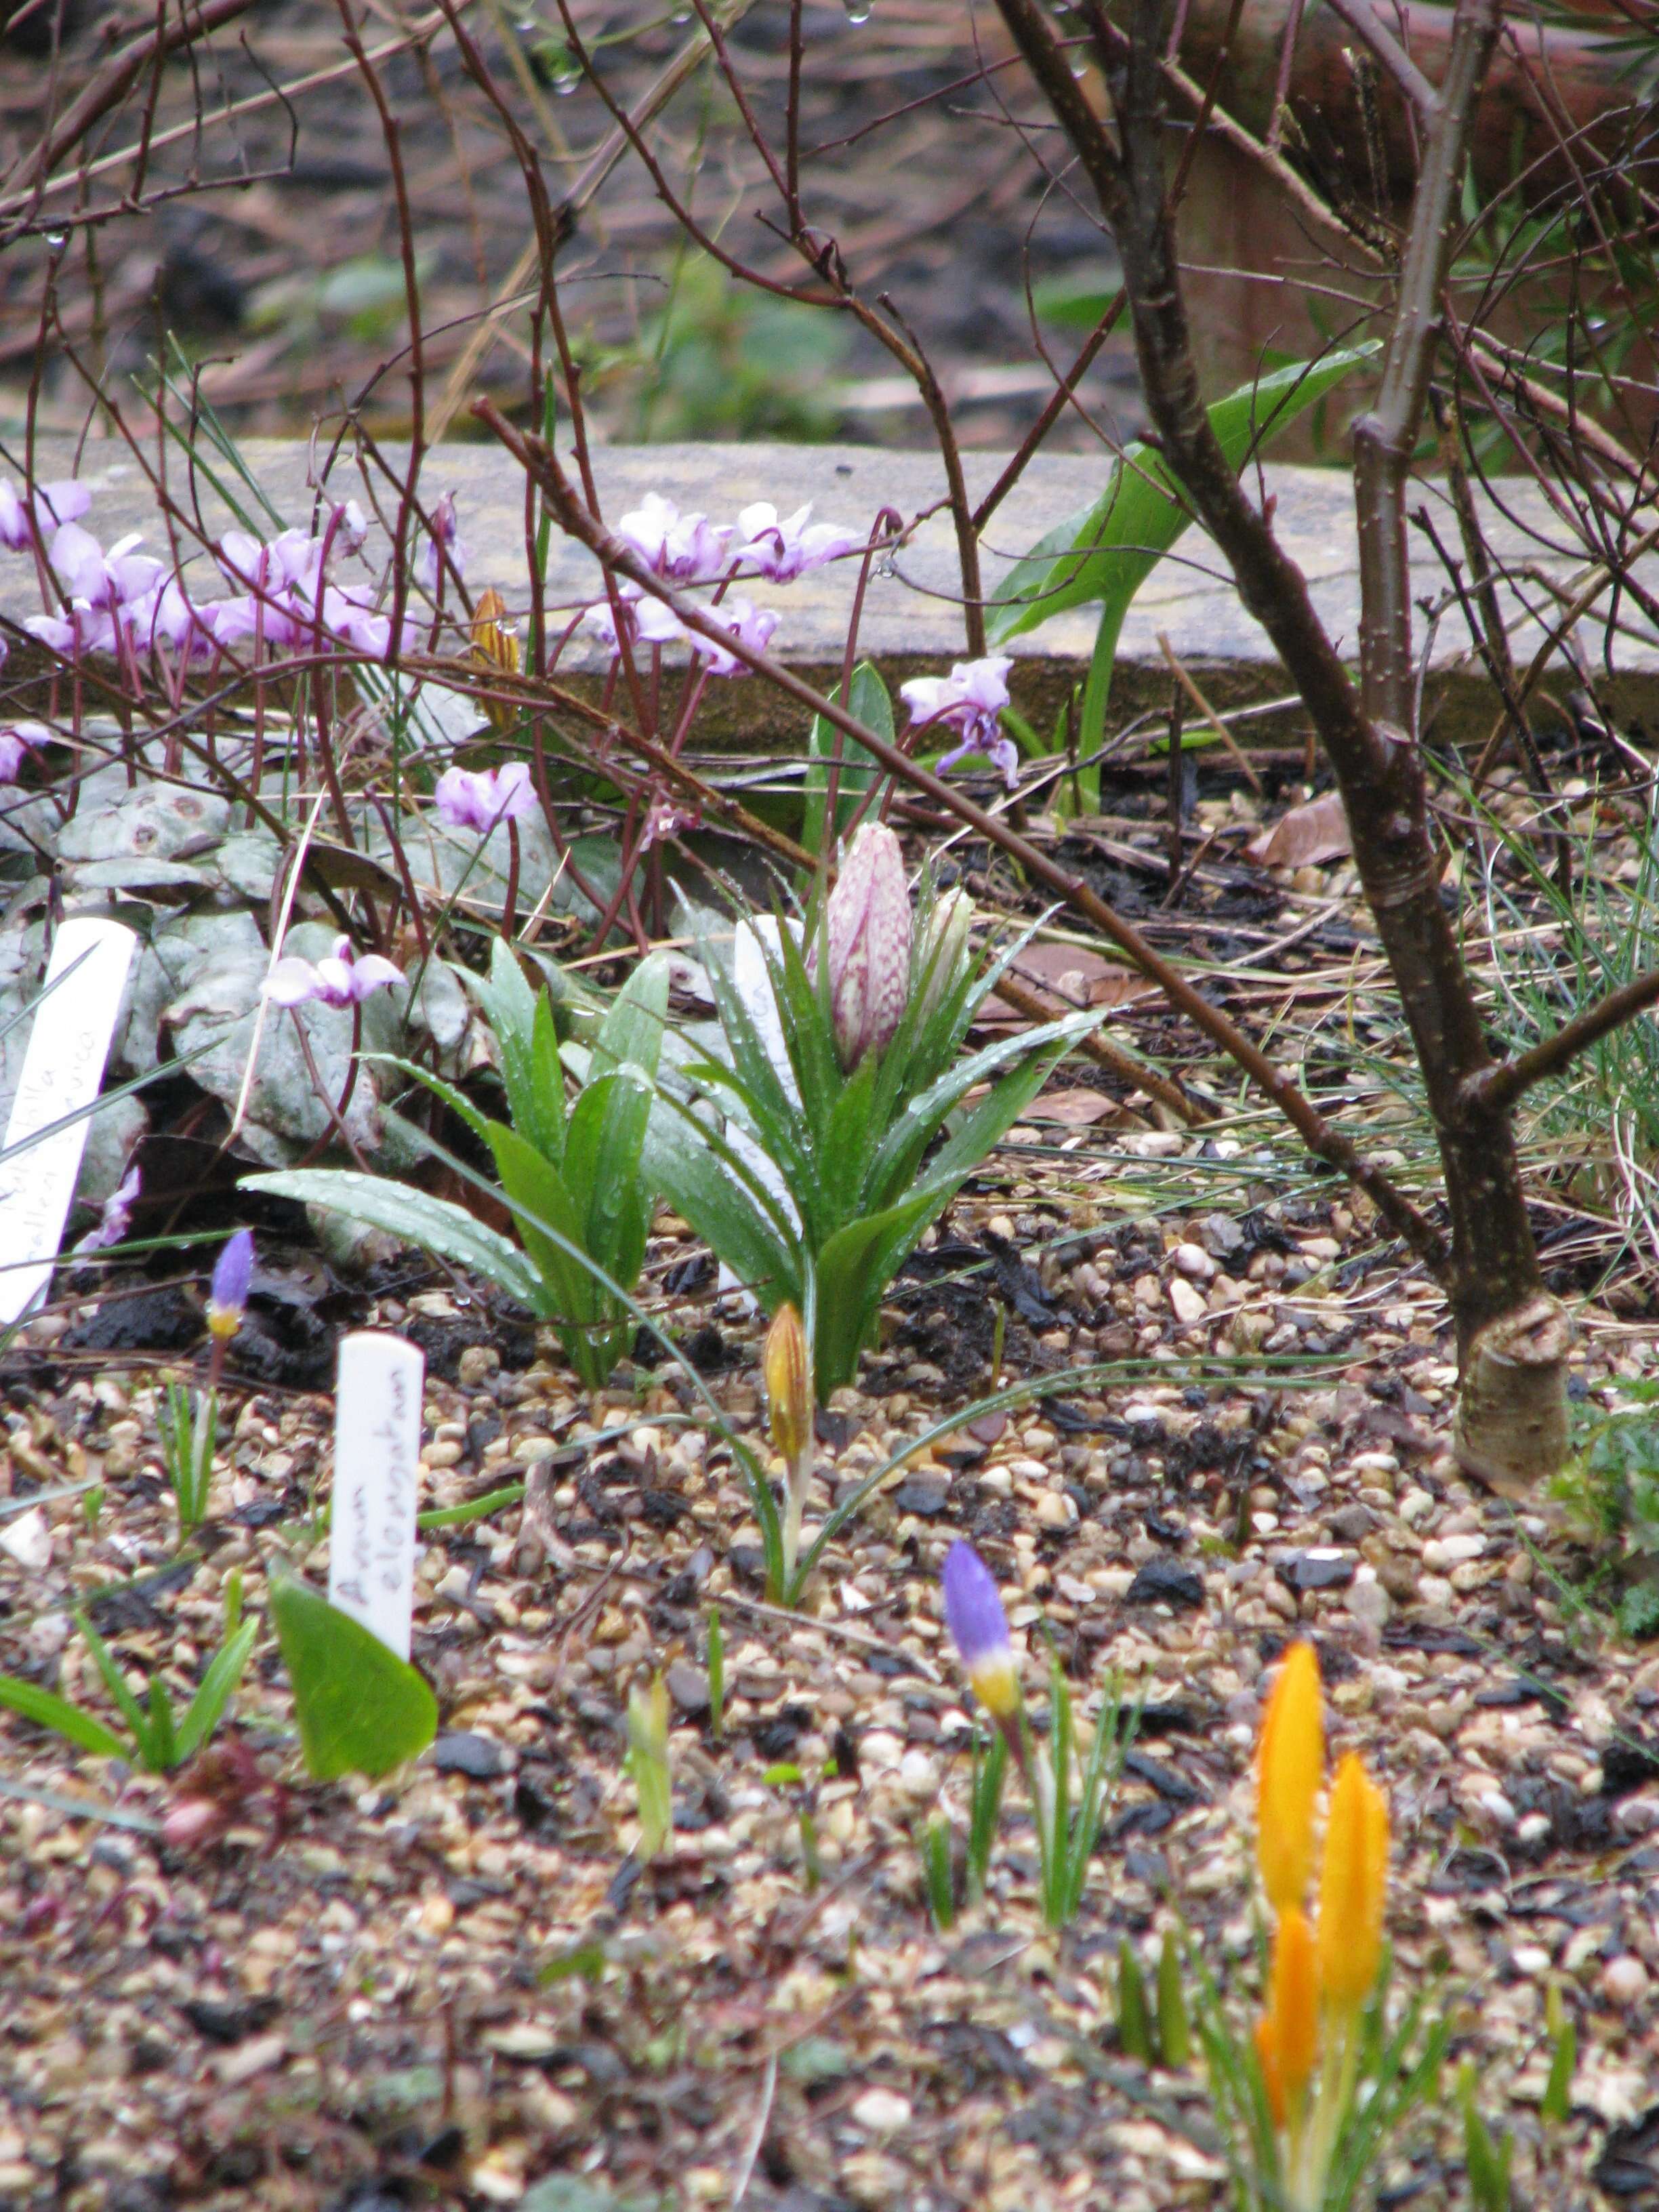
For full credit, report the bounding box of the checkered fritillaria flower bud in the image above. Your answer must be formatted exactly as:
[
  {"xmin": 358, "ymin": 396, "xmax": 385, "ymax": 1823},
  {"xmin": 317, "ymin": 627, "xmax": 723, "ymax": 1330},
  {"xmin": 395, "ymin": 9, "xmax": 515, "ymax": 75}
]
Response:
[{"xmin": 816, "ymin": 822, "xmax": 912, "ymax": 1072}]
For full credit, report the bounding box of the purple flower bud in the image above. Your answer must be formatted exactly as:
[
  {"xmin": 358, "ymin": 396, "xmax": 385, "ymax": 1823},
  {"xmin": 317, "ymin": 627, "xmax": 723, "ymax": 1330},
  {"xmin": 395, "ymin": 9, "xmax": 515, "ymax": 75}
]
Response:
[
  {"xmin": 942, "ymin": 1541, "xmax": 1021, "ymax": 1719},
  {"xmin": 811, "ymin": 822, "xmax": 912, "ymax": 1071},
  {"xmin": 207, "ymin": 1228, "xmax": 254, "ymax": 1340},
  {"xmin": 75, "ymin": 1165, "xmax": 140, "ymax": 1254}
]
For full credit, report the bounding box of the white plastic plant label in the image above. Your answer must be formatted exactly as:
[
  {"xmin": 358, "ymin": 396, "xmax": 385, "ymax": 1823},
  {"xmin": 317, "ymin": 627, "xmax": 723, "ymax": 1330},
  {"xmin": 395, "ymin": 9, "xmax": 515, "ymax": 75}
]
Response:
[
  {"xmin": 329, "ymin": 1330, "xmax": 424, "ymax": 1660},
  {"xmin": 0, "ymin": 916, "xmax": 136, "ymax": 1326}
]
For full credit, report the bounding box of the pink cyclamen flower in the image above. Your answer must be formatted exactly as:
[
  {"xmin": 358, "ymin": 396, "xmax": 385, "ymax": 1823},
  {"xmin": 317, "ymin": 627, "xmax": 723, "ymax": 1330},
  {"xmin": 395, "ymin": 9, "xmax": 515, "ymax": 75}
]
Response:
[
  {"xmin": 617, "ymin": 493, "xmax": 732, "ymax": 583},
  {"xmin": 900, "ymin": 655, "xmax": 1018, "ymax": 790},
  {"xmin": 48, "ymin": 523, "xmax": 164, "ymax": 610},
  {"xmin": 75, "ymin": 1165, "xmax": 140, "ymax": 1254},
  {"xmin": 416, "ymin": 492, "xmax": 465, "ymax": 594},
  {"xmin": 691, "ymin": 597, "xmax": 779, "ymax": 678},
  {"xmin": 810, "ymin": 821, "xmax": 912, "ymax": 1071},
  {"xmin": 581, "ymin": 590, "xmax": 685, "ymax": 656},
  {"xmin": 434, "ymin": 762, "xmax": 536, "ymax": 834},
  {"xmin": 0, "ymin": 477, "xmax": 88, "ymax": 552},
  {"xmin": 0, "ymin": 722, "xmax": 45, "ymax": 781},
  {"xmin": 262, "ymin": 935, "xmax": 405, "ymax": 1009},
  {"xmin": 735, "ymin": 502, "xmax": 859, "ymax": 582}
]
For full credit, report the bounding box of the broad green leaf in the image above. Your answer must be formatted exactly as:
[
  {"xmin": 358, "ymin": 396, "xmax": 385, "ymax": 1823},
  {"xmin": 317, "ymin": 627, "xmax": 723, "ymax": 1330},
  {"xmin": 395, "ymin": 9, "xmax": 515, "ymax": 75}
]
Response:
[
  {"xmin": 867, "ymin": 1010, "xmax": 1099, "ymax": 1202},
  {"xmin": 269, "ymin": 1577, "xmax": 437, "ymax": 1782},
  {"xmin": 592, "ymin": 952, "xmax": 671, "ymax": 1082},
  {"xmin": 567, "ymin": 1068, "xmax": 655, "ymax": 1288},
  {"xmin": 243, "ymin": 1171, "xmax": 548, "ymax": 1313},
  {"xmin": 813, "ymin": 1181, "xmax": 955, "ymax": 1391},
  {"xmin": 802, "ymin": 661, "xmax": 891, "ymax": 857},
  {"xmin": 484, "ymin": 1125, "xmax": 597, "ymax": 1336},
  {"xmin": 176, "ymin": 1617, "xmax": 258, "ymax": 1763},
  {"xmin": 468, "ymin": 940, "xmax": 566, "ymax": 1163},
  {"xmin": 987, "ymin": 346, "xmax": 1378, "ymax": 648},
  {"xmin": 0, "ymin": 1673, "xmax": 127, "ymax": 1761},
  {"xmin": 646, "ymin": 1114, "xmax": 801, "ymax": 1315}
]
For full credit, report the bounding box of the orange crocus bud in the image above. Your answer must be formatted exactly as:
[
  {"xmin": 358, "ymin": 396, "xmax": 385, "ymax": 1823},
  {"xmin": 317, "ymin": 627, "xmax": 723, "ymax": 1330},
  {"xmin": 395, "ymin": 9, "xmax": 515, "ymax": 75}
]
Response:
[
  {"xmin": 1317, "ymin": 1752, "xmax": 1389, "ymax": 2014},
  {"xmin": 1267, "ymin": 1905, "xmax": 1319, "ymax": 2114},
  {"xmin": 1256, "ymin": 1639, "xmax": 1324, "ymax": 1914},
  {"xmin": 1254, "ymin": 2011, "xmax": 1286, "ymax": 2129},
  {"xmin": 763, "ymin": 1302, "xmax": 811, "ymax": 1472}
]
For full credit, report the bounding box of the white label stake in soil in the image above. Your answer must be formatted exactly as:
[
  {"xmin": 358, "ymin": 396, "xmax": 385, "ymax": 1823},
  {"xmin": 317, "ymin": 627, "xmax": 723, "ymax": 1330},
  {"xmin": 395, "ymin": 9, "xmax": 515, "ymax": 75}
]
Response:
[
  {"xmin": 0, "ymin": 916, "xmax": 136, "ymax": 1327},
  {"xmin": 329, "ymin": 1331, "xmax": 424, "ymax": 1660}
]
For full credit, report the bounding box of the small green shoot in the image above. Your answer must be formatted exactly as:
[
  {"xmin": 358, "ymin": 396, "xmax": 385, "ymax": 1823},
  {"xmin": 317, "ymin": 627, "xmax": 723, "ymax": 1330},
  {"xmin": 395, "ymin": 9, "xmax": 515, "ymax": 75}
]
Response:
[
  {"xmin": 705, "ymin": 1604, "xmax": 724, "ymax": 1740},
  {"xmin": 159, "ymin": 1381, "xmax": 218, "ymax": 1537}
]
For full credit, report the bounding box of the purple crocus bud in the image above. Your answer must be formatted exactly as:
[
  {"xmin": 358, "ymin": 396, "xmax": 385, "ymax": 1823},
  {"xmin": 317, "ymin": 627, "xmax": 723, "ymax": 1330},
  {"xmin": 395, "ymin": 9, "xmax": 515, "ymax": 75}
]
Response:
[
  {"xmin": 74, "ymin": 1165, "xmax": 140, "ymax": 1254},
  {"xmin": 942, "ymin": 1541, "xmax": 1021, "ymax": 1720},
  {"xmin": 207, "ymin": 1228, "xmax": 254, "ymax": 1340},
  {"xmin": 0, "ymin": 476, "xmax": 89, "ymax": 552},
  {"xmin": 810, "ymin": 821, "xmax": 912, "ymax": 1071},
  {"xmin": 735, "ymin": 501, "xmax": 859, "ymax": 582},
  {"xmin": 262, "ymin": 935, "xmax": 405, "ymax": 1009},
  {"xmin": 900, "ymin": 655, "xmax": 1019, "ymax": 790},
  {"xmin": 690, "ymin": 598, "xmax": 779, "ymax": 679},
  {"xmin": 434, "ymin": 762, "xmax": 536, "ymax": 834}
]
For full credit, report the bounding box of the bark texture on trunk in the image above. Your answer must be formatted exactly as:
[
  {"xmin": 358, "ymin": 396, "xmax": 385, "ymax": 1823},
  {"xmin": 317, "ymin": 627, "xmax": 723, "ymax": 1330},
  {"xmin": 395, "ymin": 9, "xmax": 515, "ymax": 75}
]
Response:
[{"xmin": 989, "ymin": 0, "xmax": 1574, "ymax": 1489}]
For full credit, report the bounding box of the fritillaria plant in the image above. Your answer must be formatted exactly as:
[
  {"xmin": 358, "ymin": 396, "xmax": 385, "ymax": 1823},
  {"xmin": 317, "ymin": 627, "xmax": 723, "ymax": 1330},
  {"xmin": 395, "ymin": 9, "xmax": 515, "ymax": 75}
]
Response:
[{"xmin": 646, "ymin": 823, "xmax": 1102, "ymax": 1395}]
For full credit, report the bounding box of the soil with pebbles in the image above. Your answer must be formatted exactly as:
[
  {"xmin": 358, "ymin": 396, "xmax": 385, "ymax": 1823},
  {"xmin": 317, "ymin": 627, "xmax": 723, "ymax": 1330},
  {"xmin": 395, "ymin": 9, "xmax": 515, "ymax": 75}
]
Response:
[{"xmin": 0, "ymin": 1157, "xmax": 1655, "ymax": 2212}]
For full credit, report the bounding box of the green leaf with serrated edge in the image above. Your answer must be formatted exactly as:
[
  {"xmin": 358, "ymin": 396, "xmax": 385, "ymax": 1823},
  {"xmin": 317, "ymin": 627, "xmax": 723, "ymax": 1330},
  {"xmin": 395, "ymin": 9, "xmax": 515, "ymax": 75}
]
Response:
[
  {"xmin": 0, "ymin": 1673, "xmax": 127, "ymax": 1761},
  {"xmin": 802, "ymin": 661, "xmax": 890, "ymax": 856},
  {"xmin": 176, "ymin": 1616, "xmax": 258, "ymax": 1763},
  {"xmin": 243, "ymin": 1172, "xmax": 548, "ymax": 1313},
  {"xmin": 269, "ymin": 1577, "xmax": 436, "ymax": 1782},
  {"xmin": 987, "ymin": 344, "xmax": 1378, "ymax": 647}
]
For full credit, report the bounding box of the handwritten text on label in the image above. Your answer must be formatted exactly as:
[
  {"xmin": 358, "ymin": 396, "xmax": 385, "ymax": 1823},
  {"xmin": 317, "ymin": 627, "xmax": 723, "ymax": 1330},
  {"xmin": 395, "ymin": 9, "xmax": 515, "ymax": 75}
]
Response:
[{"xmin": 329, "ymin": 1330, "xmax": 424, "ymax": 1660}]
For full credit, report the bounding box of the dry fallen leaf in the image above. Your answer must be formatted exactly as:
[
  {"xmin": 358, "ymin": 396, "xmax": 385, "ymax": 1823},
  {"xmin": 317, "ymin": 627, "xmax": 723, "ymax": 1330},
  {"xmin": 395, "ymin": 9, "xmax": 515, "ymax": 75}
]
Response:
[
  {"xmin": 1026, "ymin": 1087, "xmax": 1115, "ymax": 1126},
  {"xmin": 1247, "ymin": 790, "xmax": 1352, "ymax": 868}
]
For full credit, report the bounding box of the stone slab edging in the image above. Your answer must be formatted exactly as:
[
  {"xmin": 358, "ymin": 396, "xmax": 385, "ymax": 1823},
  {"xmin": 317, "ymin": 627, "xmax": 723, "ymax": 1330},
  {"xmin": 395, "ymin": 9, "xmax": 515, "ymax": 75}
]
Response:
[{"xmin": 7, "ymin": 436, "xmax": 1652, "ymax": 747}]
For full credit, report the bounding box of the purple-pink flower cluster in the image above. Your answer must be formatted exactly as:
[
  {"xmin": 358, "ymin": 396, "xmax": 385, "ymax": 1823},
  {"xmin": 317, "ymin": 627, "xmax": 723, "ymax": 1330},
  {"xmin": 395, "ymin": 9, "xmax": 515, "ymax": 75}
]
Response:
[{"xmin": 577, "ymin": 493, "xmax": 861, "ymax": 681}]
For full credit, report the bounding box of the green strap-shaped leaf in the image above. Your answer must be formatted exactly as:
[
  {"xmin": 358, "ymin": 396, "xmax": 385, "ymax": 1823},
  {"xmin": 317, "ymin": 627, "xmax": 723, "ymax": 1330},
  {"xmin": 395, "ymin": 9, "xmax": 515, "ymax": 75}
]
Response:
[
  {"xmin": 176, "ymin": 1617, "xmax": 258, "ymax": 1764},
  {"xmin": 802, "ymin": 661, "xmax": 891, "ymax": 857},
  {"xmin": 0, "ymin": 1673, "xmax": 127, "ymax": 1761},
  {"xmin": 592, "ymin": 951, "xmax": 672, "ymax": 1083},
  {"xmin": 243, "ymin": 1170, "xmax": 549, "ymax": 1313}
]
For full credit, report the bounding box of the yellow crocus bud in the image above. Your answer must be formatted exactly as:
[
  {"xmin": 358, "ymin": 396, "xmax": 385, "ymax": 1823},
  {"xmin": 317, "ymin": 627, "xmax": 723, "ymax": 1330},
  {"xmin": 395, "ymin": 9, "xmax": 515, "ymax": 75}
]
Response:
[
  {"xmin": 1317, "ymin": 1752, "xmax": 1389, "ymax": 2014},
  {"xmin": 470, "ymin": 587, "xmax": 522, "ymax": 733},
  {"xmin": 1256, "ymin": 1639, "xmax": 1324, "ymax": 1914},
  {"xmin": 1266, "ymin": 1904, "xmax": 1319, "ymax": 2114},
  {"xmin": 763, "ymin": 1302, "xmax": 811, "ymax": 1471}
]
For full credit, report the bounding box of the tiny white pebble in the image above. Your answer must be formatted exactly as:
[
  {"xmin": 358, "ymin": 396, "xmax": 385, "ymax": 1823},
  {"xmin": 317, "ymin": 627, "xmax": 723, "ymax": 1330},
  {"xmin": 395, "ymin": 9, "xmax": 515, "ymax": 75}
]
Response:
[{"xmin": 1603, "ymin": 1956, "xmax": 1650, "ymax": 2007}]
